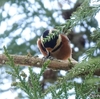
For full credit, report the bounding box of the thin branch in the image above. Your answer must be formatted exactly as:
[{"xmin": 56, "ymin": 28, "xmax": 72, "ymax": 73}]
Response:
[{"xmin": 0, "ymin": 54, "xmax": 78, "ymax": 70}]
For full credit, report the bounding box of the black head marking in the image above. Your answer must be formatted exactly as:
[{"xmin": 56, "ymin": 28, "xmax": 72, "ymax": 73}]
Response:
[
  {"xmin": 43, "ymin": 30, "xmax": 49, "ymax": 38},
  {"xmin": 42, "ymin": 29, "xmax": 58, "ymax": 48}
]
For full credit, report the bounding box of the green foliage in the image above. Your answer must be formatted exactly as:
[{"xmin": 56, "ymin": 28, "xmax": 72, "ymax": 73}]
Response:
[
  {"xmin": 1, "ymin": 0, "xmax": 100, "ymax": 99},
  {"xmin": 4, "ymin": 46, "xmax": 50, "ymax": 99},
  {"xmin": 4, "ymin": 49, "xmax": 100, "ymax": 99},
  {"xmin": 4, "ymin": 24, "xmax": 100, "ymax": 98},
  {"xmin": 42, "ymin": 0, "xmax": 100, "ymax": 44},
  {"xmin": 85, "ymin": 27, "xmax": 100, "ymax": 58}
]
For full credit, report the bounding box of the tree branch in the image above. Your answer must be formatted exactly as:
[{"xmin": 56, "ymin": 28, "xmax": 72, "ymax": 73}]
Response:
[{"xmin": 0, "ymin": 54, "xmax": 78, "ymax": 70}]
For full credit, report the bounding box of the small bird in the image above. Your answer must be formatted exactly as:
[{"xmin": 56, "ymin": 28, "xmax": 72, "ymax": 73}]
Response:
[{"xmin": 37, "ymin": 29, "xmax": 72, "ymax": 60}]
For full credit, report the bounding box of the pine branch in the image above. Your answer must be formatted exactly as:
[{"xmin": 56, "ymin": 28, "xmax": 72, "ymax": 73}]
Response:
[{"xmin": 0, "ymin": 54, "xmax": 77, "ymax": 70}]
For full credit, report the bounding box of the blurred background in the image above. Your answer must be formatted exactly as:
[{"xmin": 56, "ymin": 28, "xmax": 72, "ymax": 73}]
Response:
[{"xmin": 0, "ymin": 0, "xmax": 100, "ymax": 98}]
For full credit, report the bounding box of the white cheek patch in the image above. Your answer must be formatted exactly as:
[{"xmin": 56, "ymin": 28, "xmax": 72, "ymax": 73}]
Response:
[
  {"xmin": 57, "ymin": 35, "xmax": 62, "ymax": 45},
  {"xmin": 58, "ymin": 35, "xmax": 62, "ymax": 43},
  {"xmin": 54, "ymin": 35, "xmax": 62, "ymax": 49},
  {"xmin": 41, "ymin": 36, "xmax": 43, "ymax": 41}
]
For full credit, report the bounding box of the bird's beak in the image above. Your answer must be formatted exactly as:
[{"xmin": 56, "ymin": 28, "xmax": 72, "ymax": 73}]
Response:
[{"xmin": 46, "ymin": 47, "xmax": 52, "ymax": 52}]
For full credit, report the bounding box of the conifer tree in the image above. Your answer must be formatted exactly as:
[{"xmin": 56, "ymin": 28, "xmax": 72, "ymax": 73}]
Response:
[{"xmin": 0, "ymin": 0, "xmax": 100, "ymax": 99}]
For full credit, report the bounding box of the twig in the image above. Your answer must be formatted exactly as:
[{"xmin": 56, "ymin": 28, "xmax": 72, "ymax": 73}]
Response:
[{"xmin": 0, "ymin": 54, "xmax": 78, "ymax": 70}]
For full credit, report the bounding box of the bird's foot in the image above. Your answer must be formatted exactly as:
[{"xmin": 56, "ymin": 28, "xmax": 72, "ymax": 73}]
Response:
[{"xmin": 42, "ymin": 56, "xmax": 57, "ymax": 62}]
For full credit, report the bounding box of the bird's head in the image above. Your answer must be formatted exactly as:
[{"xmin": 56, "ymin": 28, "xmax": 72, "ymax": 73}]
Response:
[{"xmin": 41, "ymin": 29, "xmax": 62, "ymax": 52}]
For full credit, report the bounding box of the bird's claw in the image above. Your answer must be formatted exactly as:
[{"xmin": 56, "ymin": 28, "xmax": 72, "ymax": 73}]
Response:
[{"xmin": 42, "ymin": 56, "xmax": 56, "ymax": 62}]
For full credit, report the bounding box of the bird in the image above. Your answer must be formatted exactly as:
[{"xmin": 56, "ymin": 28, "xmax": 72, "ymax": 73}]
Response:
[{"xmin": 37, "ymin": 29, "xmax": 72, "ymax": 60}]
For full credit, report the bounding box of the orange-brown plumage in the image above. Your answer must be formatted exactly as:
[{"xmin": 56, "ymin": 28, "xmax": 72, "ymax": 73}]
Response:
[
  {"xmin": 37, "ymin": 30, "xmax": 72, "ymax": 60},
  {"xmin": 37, "ymin": 38, "xmax": 47, "ymax": 56}
]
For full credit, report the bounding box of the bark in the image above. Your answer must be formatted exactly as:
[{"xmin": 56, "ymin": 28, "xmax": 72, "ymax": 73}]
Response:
[{"xmin": 0, "ymin": 54, "xmax": 78, "ymax": 70}]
